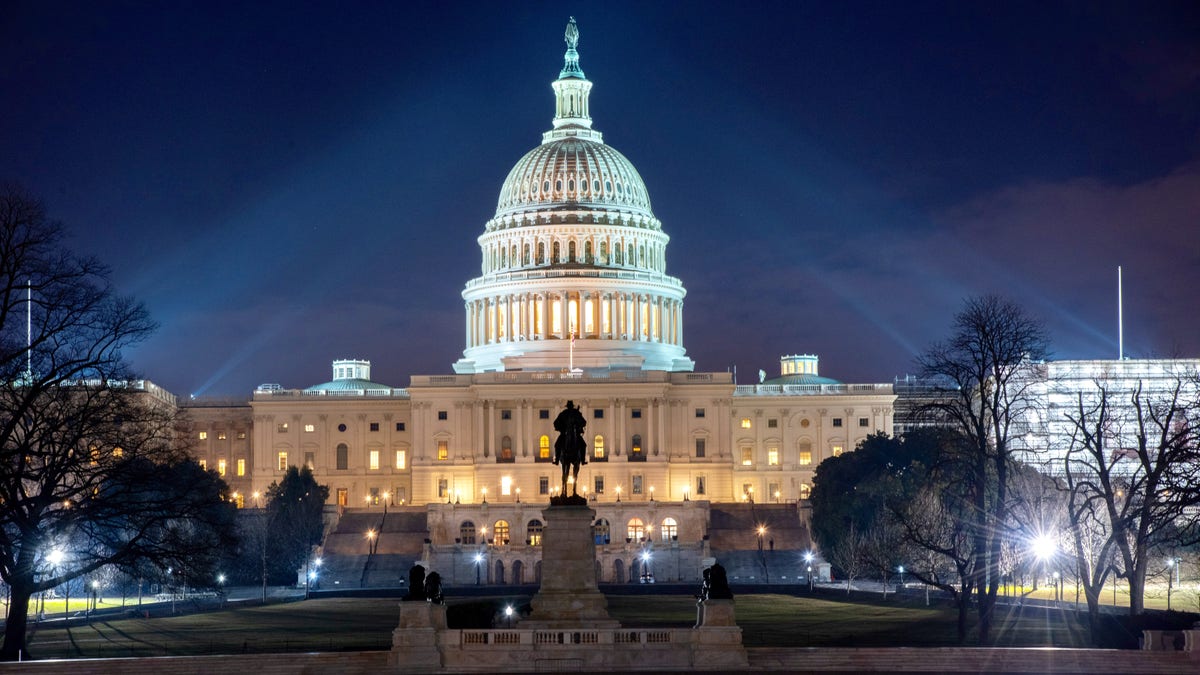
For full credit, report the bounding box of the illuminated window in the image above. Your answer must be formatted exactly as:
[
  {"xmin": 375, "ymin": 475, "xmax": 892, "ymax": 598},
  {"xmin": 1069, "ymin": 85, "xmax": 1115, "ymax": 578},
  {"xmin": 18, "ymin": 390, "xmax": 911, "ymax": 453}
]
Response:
[
  {"xmin": 627, "ymin": 518, "xmax": 645, "ymax": 542},
  {"xmin": 501, "ymin": 476, "xmax": 512, "ymax": 496},
  {"xmin": 237, "ymin": 458, "xmax": 245, "ymax": 476},
  {"xmin": 369, "ymin": 450, "xmax": 380, "ymax": 470},
  {"xmin": 594, "ymin": 475, "xmax": 604, "ymax": 494},
  {"xmin": 337, "ymin": 488, "xmax": 347, "ymax": 506},
  {"xmin": 593, "ymin": 518, "xmax": 610, "ymax": 545},
  {"xmin": 539, "ymin": 435, "xmax": 551, "ymax": 460},
  {"xmin": 199, "ymin": 459, "xmax": 207, "ymax": 471},
  {"xmin": 832, "ymin": 445, "xmax": 844, "ymax": 457},
  {"xmin": 277, "ymin": 423, "xmax": 288, "ymax": 433},
  {"xmin": 237, "ymin": 431, "xmax": 246, "ymax": 440},
  {"xmin": 460, "ymin": 521, "xmax": 476, "ymax": 545},
  {"xmin": 741, "ymin": 446, "xmax": 753, "ymax": 465},
  {"xmin": 217, "ymin": 458, "xmax": 227, "ymax": 476},
  {"xmin": 695, "ymin": 438, "xmax": 706, "ymax": 458},
  {"xmin": 437, "ymin": 478, "xmax": 448, "ymax": 499},
  {"xmin": 799, "ymin": 449, "xmax": 812, "ymax": 465},
  {"xmin": 631, "ymin": 434, "xmax": 643, "ymax": 457},
  {"xmin": 800, "ymin": 483, "xmax": 812, "ymax": 499},
  {"xmin": 112, "ymin": 446, "xmax": 123, "ymax": 457},
  {"xmin": 304, "ymin": 424, "xmax": 315, "ymax": 433},
  {"xmin": 743, "ymin": 483, "xmax": 753, "ymax": 498},
  {"xmin": 234, "ymin": 493, "xmax": 244, "ymax": 508},
  {"xmin": 395, "ymin": 450, "xmax": 406, "ymax": 470},
  {"xmin": 500, "ymin": 436, "xmax": 513, "ymax": 461},
  {"xmin": 632, "ymin": 475, "xmax": 643, "ymax": 495},
  {"xmin": 493, "ymin": 520, "xmax": 510, "ymax": 545},
  {"xmin": 437, "ymin": 441, "xmax": 449, "ymax": 461},
  {"xmin": 740, "ymin": 418, "xmax": 751, "ymax": 429},
  {"xmin": 304, "ymin": 451, "xmax": 315, "ymax": 469},
  {"xmin": 661, "ymin": 517, "xmax": 678, "ymax": 541},
  {"xmin": 198, "ymin": 431, "xmax": 208, "ymax": 440},
  {"xmin": 527, "ymin": 520, "xmax": 543, "ymax": 546},
  {"xmin": 277, "ymin": 452, "xmax": 287, "ymax": 471},
  {"xmin": 593, "ymin": 435, "xmax": 605, "ymax": 460},
  {"xmin": 832, "ymin": 418, "xmax": 843, "ymax": 427},
  {"xmin": 336, "ymin": 443, "xmax": 348, "ymax": 470},
  {"xmin": 217, "ymin": 432, "xmax": 227, "ymax": 440},
  {"xmin": 768, "ymin": 447, "xmax": 779, "ymax": 466}
]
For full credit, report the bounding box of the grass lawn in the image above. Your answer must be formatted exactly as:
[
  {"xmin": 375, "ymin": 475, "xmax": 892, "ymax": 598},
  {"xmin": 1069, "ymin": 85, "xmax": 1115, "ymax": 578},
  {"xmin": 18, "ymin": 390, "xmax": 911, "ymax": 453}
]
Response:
[{"xmin": 16, "ymin": 592, "xmax": 1197, "ymax": 660}]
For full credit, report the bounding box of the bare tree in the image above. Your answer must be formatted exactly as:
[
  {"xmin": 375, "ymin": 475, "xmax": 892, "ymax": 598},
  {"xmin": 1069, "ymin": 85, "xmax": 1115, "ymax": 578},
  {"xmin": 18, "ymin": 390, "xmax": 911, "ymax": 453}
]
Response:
[
  {"xmin": 917, "ymin": 295, "xmax": 1049, "ymax": 643},
  {"xmin": 827, "ymin": 525, "xmax": 870, "ymax": 595},
  {"xmin": 893, "ymin": 486, "xmax": 977, "ymax": 641},
  {"xmin": 0, "ymin": 185, "xmax": 236, "ymax": 660},
  {"xmin": 1059, "ymin": 371, "xmax": 1200, "ymax": 626}
]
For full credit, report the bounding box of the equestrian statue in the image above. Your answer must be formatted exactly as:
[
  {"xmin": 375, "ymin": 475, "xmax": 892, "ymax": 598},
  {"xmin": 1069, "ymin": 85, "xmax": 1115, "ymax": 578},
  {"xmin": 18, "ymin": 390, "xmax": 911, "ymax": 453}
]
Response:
[{"xmin": 552, "ymin": 400, "xmax": 587, "ymax": 503}]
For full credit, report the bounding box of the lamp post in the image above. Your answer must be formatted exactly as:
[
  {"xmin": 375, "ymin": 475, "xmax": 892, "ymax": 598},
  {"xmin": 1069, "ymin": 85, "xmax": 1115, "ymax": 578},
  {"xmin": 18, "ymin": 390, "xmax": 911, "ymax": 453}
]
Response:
[
  {"xmin": 804, "ymin": 551, "xmax": 815, "ymax": 592},
  {"xmin": 1052, "ymin": 571, "xmax": 1061, "ymax": 605},
  {"xmin": 515, "ymin": 487, "xmax": 521, "ymax": 503},
  {"xmin": 898, "ymin": 565, "xmax": 905, "ymax": 594},
  {"xmin": 649, "ymin": 486, "xmax": 655, "ymax": 502},
  {"xmin": 89, "ymin": 579, "xmax": 100, "ymax": 619},
  {"xmin": 364, "ymin": 495, "xmax": 372, "ymax": 509},
  {"xmin": 481, "ymin": 487, "xmax": 488, "ymax": 505},
  {"xmin": 682, "ymin": 485, "xmax": 690, "ymax": 502},
  {"xmin": 615, "ymin": 486, "xmax": 622, "ymax": 503},
  {"xmin": 474, "ymin": 553, "xmax": 483, "ymax": 585},
  {"xmin": 1166, "ymin": 558, "xmax": 1179, "ymax": 611},
  {"xmin": 366, "ymin": 529, "xmax": 377, "ymax": 556},
  {"xmin": 305, "ymin": 556, "xmax": 321, "ymax": 599},
  {"xmin": 382, "ymin": 491, "xmax": 390, "ymax": 514},
  {"xmin": 252, "ymin": 491, "xmax": 262, "ymax": 508}
]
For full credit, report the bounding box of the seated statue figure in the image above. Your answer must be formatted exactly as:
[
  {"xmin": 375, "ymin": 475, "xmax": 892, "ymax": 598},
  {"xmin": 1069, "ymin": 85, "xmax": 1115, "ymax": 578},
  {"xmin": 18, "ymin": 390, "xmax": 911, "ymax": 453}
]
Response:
[
  {"xmin": 706, "ymin": 562, "xmax": 733, "ymax": 600},
  {"xmin": 403, "ymin": 564, "xmax": 427, "ymax": 602},
  {"xmin": 424, "ymin": 571, "xmax": 444, "ymax": 605}
]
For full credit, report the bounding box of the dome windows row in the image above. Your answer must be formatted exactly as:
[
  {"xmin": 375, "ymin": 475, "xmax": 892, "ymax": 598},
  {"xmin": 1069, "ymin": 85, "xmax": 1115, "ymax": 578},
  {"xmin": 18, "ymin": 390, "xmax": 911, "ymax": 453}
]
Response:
[{"xmin": 483, "ymin": 234, "xmax": 667, "ymax": 275}]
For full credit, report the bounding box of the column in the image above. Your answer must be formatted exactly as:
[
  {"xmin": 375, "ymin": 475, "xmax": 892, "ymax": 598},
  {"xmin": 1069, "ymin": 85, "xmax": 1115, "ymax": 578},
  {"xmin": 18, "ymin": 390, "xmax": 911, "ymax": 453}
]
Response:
[
  {"xmin": 657, "ymin": 398, "xmax": 667, "ymax": 457},
  {"xmin": 473, "ymin": 401, "xmax": 483, "ymax": 456},
  {"xmin": 559, "ymin": 291, "xmax": 569, "ymax": 339}
]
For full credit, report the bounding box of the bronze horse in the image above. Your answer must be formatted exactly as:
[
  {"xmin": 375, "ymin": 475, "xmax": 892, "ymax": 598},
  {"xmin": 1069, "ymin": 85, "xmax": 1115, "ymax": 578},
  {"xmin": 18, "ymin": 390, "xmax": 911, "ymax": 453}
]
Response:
[{"xmin": 552, "ymin": 401, "xmax": 587, "ymax": 498}]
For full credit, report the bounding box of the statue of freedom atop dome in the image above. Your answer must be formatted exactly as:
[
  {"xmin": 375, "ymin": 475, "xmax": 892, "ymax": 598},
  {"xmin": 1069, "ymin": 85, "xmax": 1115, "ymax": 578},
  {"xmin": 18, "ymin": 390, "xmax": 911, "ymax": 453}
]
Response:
[
  {"xmin": 552, "ymin": 400, "xmax": 587, "ymax": 502},
  {"xmin": 565, "ymin": 17, "xmax": 579, "ymax": 50}
]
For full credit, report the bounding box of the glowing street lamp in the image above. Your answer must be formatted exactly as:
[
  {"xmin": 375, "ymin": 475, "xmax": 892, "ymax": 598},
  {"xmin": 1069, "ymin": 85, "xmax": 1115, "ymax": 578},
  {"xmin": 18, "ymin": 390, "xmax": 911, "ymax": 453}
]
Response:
[
  {"xmin": 481, "ymin": 487, "xmax": 488, "ymax": 504},
  {"xmin": 515, "ymin": 487, "xmax": 521, "ymax": 503},
  {"xmin": 898, "ymin": 565, "xmax": 905, "ymax": 592},
  {"xmin": 804, "ymin": 551, "xmax": 815, "ymax": 592},
  {"xmin": 682, "ymin": 485, "xmax": 690, "ymax": 502},
  {"xmin": 649, "ymin": 486, "xmax": 655, "ymax": 501},
  {"xmin": 474, "ymin": 553, "xmax": 484, "ymax": 585},
  {"xmin": 366, "ymin": 529, "xmax": 377, "ymax": 556},
  {"xmin": 1166, "ymin": 558, "xmax": 1180, "ymax": 610},
  {"xmin": 251, "ymin": 491, "xmax": 262, "ymax": 508},
  {"xmin": 615, "ymin": 486, "xmax": 622, "ymax": 503}
]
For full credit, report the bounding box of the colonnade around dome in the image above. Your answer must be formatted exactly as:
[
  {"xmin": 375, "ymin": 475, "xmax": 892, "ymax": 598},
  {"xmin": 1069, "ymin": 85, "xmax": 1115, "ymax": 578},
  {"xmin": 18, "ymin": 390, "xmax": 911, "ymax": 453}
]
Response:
[{"xmin": 464, "ymin": 291, "xmax": 683, "ymax": 348}]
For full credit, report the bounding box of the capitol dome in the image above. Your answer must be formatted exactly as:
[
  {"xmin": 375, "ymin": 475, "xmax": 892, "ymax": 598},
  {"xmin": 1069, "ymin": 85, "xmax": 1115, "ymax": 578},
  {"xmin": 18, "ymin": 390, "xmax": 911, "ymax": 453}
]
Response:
[{"xmin": 453, "ymin": 18, "xmax": 693, "ymax": 374}]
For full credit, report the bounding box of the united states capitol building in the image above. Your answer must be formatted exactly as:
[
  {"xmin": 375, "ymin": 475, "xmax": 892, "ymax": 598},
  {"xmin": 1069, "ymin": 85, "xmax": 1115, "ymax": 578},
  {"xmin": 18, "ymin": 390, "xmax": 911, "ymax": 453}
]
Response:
[{"xmin": 178, "ymin": 20, "xmax": 893, "ymax": 584}]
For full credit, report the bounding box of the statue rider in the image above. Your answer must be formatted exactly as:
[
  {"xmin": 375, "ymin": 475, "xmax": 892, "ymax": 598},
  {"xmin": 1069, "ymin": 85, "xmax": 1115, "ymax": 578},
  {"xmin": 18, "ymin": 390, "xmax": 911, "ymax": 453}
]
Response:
[{"xmin": 553, "ymin": 400, "xmax": 587, "ymax": 467}]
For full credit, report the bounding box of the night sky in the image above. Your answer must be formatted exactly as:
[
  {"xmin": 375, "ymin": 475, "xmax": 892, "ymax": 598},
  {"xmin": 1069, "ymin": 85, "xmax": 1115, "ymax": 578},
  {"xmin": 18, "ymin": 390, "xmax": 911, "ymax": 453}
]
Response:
[{"xmin": 2, "ymin": 2, "xmax": 1198, "ymax": 396}]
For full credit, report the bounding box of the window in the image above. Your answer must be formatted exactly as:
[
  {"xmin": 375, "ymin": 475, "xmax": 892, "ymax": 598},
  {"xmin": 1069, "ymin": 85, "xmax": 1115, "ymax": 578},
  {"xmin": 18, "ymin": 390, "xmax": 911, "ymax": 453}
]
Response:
[
  {"xmin": 696, "ymin": 476, "xmax": 706, "ymax": 495},
  {"xmin": 768, "ymin": 447, "xmax": 779, "ymax": 466},
  {"xmin": 594, "ymin": 475, "xmax": 604, "ymax": 494},
  {"xmin": 742, "ymin": 483, "xmax": 753, "ymax": 498},
  {"xmin": 233, "ymin": 493, "xmax": 244, "ymax": 508},
  {"xmin": 199, "ymin": 459, "xmax": 207, "ymax": 471},
  {"xmin": 277, "ymin": 452, "xmax": 287, "ymax": 471},
  {"xmin": 593, "ymin": 518, "xmax": 610, "ymax": 545},
  {"xmin": 800, "ymin": 483, "xmax": 812, "ymax": 499},
  {"xmin": 695, "ymin": 438, "xmax": 706, "ymax": 458},
  {"xmin": 631, "ymin": 409, "xmax": 642, "ymax": 419},
  {"xmin": 336, "ymin": 443, "xmax": 349, "ymax": 470},
  {"xmin": 859, "ymin": 417, "xmax": 869, "ymax": 428},
  {"xmin": 337, "ymin": 423, "xmax": 347, "ymax": 432},
  {"xmin": 217, "ymin": 432, "xmax": 227, "ymax": 440},
  {"xmin": 527, "ymin": 520, "xmax": 543, "ymax": 546},
  {"xmin": 799, "ymin": 448, "xmax": 812, "ymax": 465},
  {"xmin": 501, "ymin": 409, "xmax": 512, "ymax": 420},
  {"xmin": 768, "ymin": 418, "xmax": 778, "ymax": 428},
  {"xmin": 501, "ymin": 476, "xmax": 512, "ymax": 496},
  {"xmin": 740, "ymin": 418, "xmax": 751, "ymax": 429},
  {"xmin": 396, "ymin": 422, "xmax": 406, "ymax": 432},
  {"xmin": 695, "ymin": 408, "xmax": 705, "ymax": 418},
  {"xmin": 304, "ymin": 424, "xmax": 315, "ymax": 433},
  {"xmin": 304, "ymin": 451, "xmax": 315, "ymax": 469},
  {"xmin": 627, "ymin": 518, "xmax": 645, "ymax": 542},
  {"xmin": 832, "ymin": 445, "xmax": 844, "ymax": 457},
  {"xmin": 493, "ymin": 520, "xmax": 510, "ymax": 545},
  {"xmin": 437, "ymin": 440, "xmax": 449, "ymax": 461},
  {"xmin": 337, "ymin": 488, "xmax": 348, "ymax": 507},
  {"xmin": 593, "ymin": 435, "xmax": 605, "ymax": 460},
  {"xmin": 438, "ymin": 410, "xmax": 448, "ymax": 421},
  {"xmin": 593, "ymin": 409, "xmax": 604, "ymax": 419},
  {"xmin": 237, "ymin": 431, "xmax": 246, "ymax": 440},
  {"xmin": 539, "ymin": 476, "xmax": 549, "ymax": 495},
  {"xmin": 277, "ymin": 423, "xmax": 288, "ymax": 433},
  {"xmin": 198, "ymin": 431, "xmax": 208, "ymax": 440},
  {"xmin": 437, "ymin": 479, "xmax": 449, "ymax": 499},
  {"xmin": 395, "ymin": 450, "xmax": 406, "ymax": 470},
  {"xmin": 740, "ymin": 446, "xmax": 753, "ymax": 465},
  {"xmin": 369, "ymin": 450, "xmax": 380, "ymax": 470},
  {"xmin": 832, "ymin": 418, "xmax": 843, "ymax": 427},
  {"xmin": 539, "ymin": 409, "xmax": 549, "ymax": 419},
  {"xmin": 538, "ymin": 435, "xmax": 551, "ymax": 460},
  {"xmin": 631, "ymin": 434, "xmax": 643, "ymax": 458},
  {"xmin": 632, "ymin": 475, "xmax": 643, "ymax": 495},
  {"xmin": 237, "ymin": 458, "xmax": 245, "ymax": 476},
  {"xmin": 661, "ymin": 517, "xmax": 678, "ymax": 541},
  {"xmin": 460, "ymin": 521, "xmax": 476, "ymax": 545},
  {"xmin": 499, "ymin": 436, "xmax": 514, "ymax": 461},
  {"xmin": 370, "ymin": 422, "xmax": 380, "ymax": 432}
]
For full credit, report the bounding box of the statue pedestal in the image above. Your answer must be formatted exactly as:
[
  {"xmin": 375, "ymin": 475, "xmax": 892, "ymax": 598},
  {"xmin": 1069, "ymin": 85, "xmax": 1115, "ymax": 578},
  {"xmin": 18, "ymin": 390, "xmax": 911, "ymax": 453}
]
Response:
[
  {"xmin": 389, "ymin": 601, "xmax": 446, "ymax": 671},
  {"xmin": 524, "ymin": 503, "xmax": 619, "ymax": 629}
]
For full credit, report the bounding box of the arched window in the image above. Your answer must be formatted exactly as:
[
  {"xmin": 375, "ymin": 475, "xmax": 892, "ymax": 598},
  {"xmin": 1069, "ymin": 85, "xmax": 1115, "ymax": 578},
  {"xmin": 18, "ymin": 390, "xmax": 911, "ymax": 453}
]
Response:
[
  {"xmin": 527, "ymin": 519, "xmax": 544, "ymax": 546},
  {"xmin": 593, "ymin": 518, "xmax": 611, "ymax": 545},
  {"xmin": 800, "ymin": 483, "xmax": 812, "ymax": 499},
  {"xmin": 500, "ymin": 436, "xmax": 513, "ymax": 461},
  {"xmin": 568, "ymin": 240, "xmax": 576, "ymax": 262},
  {"xmin": 631, "ymin": 434, "xmax": 643, "ymax": 458},
  {"xmin": 600, "ymin": 241, "xmax": 608, "ymax": 263},
  {"xmin": 593, "ymin": 435, "xmax": 605, "ymax": 460},
  {"xmin": 460, "ymin": 521, "xmax": 476, "ymax": 545},
  {"xmin": 660, "ymin": 517, "xmax": 678, "ymax": 542},
  {"xmin": 493, "ymin": 520, "xmax": 510, "ymax": 545},
  {"xmin": 626, "ymin": 517, "xmax": 645, "ymax": 542},
  {"xmin": 539, "ymin": 435, "xmax": 551, "ymax": 460},
  {"xmin": 552, "ymin": 241, "xmax": 561, "ymax": 263},
  {"xmin": 336, "ymin": 443, "xmax": 349, "ymax": 470},
  {"xmin": 584, "ymin": 240, "xmax": 593, "ymax": 264},
  {"xmin": 523, "ymin": 243, "xmax": 530, "ymax": 265},
  {"xmin": 537, "ymin": 242, "xmax": 545, "ymax": 265}
]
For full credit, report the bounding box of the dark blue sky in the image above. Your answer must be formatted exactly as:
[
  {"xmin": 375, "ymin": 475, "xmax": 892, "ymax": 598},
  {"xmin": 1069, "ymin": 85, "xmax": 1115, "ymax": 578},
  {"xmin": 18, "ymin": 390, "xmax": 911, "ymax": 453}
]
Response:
[{"xmin": 3, "ymin": 2, "xmax": 1198, "ymax": 395}]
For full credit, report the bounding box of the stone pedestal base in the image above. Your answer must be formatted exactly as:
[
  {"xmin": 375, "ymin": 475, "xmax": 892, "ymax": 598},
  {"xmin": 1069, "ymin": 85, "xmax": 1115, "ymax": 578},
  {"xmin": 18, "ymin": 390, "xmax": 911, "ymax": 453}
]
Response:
[
  {"xmin": 389, "ymin": 601, "xmax": 447, "ymax": 672},
  {"xmin": 525, "ymin": 504, "xmax": 619, "ymax": 629}
]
